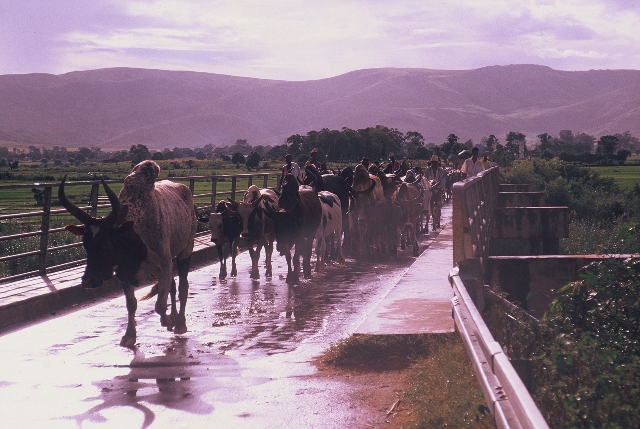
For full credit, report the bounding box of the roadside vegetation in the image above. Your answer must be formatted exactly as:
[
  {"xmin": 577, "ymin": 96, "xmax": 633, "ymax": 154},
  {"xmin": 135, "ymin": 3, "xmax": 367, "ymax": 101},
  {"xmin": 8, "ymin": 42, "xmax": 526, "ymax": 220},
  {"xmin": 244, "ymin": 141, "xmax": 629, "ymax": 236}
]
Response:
[
  {"xmin": 322, "ymin": 333, "xmax": 495, "ymax": 428},
  {"xmin": 496, "ymin": 157, "xmax": 640, "ymax": 427}
]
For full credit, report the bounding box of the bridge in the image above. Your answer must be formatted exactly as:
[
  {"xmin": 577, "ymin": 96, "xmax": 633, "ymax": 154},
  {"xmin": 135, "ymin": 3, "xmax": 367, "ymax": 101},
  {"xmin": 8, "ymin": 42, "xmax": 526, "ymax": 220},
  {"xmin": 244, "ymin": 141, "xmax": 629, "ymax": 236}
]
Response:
[{"xmin": 0, "ymin": 168, "xmax": 601, "ymax": 428}]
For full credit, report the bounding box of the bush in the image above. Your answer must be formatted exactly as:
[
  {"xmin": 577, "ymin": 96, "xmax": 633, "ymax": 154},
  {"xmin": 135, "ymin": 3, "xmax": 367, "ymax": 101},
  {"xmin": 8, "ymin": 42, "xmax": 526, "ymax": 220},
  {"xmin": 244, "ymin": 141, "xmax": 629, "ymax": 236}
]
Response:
[{"xmin": 533, "ymin": 259, "xmax": 640, "ymax": 428}]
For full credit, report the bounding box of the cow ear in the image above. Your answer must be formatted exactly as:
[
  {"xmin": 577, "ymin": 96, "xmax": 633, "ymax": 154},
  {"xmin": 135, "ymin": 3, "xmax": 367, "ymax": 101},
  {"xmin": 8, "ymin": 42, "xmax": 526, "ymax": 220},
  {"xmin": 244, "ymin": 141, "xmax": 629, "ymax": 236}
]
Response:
[{"xmin": 65, "ymin": 224, "xmax": 86, "ymax": 236}]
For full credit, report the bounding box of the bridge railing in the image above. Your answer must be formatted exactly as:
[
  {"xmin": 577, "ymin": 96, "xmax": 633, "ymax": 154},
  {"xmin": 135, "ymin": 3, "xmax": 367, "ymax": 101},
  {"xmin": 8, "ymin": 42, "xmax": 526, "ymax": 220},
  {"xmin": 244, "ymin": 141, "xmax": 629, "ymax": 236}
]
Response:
[
  {"xmin": 0, "ymin": 173, "xmax": 281, "ymax": 284},
  {"xmin": 450, "ymin": 167, "xmax": 550, "ymax": 429}
]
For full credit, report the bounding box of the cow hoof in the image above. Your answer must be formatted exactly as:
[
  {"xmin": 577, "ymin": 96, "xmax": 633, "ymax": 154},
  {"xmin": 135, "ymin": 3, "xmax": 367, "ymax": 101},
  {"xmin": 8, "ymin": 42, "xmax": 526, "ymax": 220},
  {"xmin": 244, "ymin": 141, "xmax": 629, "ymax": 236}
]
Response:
[
  {"xmin": 174, "ymin": 325, "xmax": 187, "ymax": 335},
  {"xmin": 250, "ymin": 272, "xmax": 260, "ymax": 280},
  {"xmin": 231, "ymin": 270, "xmax": 237, "ymax": 277},
  {"xmin": 162, "ymin": 314, "xmax": 175, "ymax": 331},
  {"xmin": 120, "ymin": 335, "xmax": 136, "ymax": 348}
]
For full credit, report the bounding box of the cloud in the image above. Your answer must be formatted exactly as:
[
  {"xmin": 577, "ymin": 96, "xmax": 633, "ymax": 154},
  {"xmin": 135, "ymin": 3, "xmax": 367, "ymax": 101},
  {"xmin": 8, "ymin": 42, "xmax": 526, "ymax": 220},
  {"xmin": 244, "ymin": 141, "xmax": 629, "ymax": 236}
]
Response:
[{"xmin": 1, "ymin": 0, "xmax": 640, "ymax": 78}]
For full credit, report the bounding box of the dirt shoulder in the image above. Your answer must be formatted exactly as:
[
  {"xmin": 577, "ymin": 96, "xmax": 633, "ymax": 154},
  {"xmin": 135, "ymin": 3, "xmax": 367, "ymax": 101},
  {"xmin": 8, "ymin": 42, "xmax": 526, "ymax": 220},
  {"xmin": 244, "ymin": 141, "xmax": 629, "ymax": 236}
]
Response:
[{"xmin": 314, "ymin": 356, "xmax": 416, "ymax": 429}]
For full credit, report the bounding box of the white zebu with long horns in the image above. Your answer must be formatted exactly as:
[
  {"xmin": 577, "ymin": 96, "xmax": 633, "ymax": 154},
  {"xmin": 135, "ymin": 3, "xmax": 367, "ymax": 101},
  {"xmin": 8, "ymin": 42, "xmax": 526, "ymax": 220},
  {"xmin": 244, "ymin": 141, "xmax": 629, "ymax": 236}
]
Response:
[{"xmin": 59, "ymin": 160, "xmax": 197, "ymax": 347}]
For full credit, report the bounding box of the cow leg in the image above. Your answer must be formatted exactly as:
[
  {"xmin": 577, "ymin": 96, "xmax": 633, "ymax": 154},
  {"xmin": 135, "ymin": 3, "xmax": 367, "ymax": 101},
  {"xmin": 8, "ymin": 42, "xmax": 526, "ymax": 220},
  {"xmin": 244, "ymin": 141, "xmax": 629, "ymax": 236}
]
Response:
[
  {"xmin": 315, "ymin": 236, "xmax": 324, "ymax": 273},
  {"xmin": 434, "ymin": 204, "xmax": 441, "ymax": 229},
  {"xmin": 120, "ymin": 284, "xmax": 137, "ymax": 348},
  {"xmin": 168, "ymin": 279, "xmax": 178, "ymax": 331},
  {"xmin": 264, "ymin": 236, "xmax": 274, "ymax": 278},
  {"xmin": 342, "ymin": 216, "xmax": 350, "ymax": 255},
  {"xmin": 155, "ymin": 265, "xmax": 174, "ymax": 329},
  {"xmin": 335, "ymin": 226, "xmax": 345, "ymax": 264},
  {"xmin": 285, "ymin": 251, "xmax": 298, "ymax": 285},
  {"xmin": 248, "ymin": 242, "xmax": 260, "ymax": 280},
  {"xmin": 218, "ymin": 246, "xmax": 227, "ymax": 280},
  {"xmin": 230, "ymin": 239, "xmax": 238, "ymax": 277},
  {"xmin": 174, "ymin": 256, "xmax": 190, "ymax": 335},
  {"xmin": 302, "ymin": 240, "xmax": 313, "ymax": 279}
]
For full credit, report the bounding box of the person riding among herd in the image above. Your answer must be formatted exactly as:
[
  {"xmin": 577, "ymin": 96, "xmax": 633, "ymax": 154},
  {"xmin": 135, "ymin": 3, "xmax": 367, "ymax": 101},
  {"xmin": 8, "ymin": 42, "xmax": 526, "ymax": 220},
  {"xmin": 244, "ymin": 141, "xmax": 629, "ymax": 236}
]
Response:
[
  {"xmin": 425, "ymin": 155, "xmax": 446, "ymax": 230},
  {"xmin": 280, "ymin": 153, "xmax": 302, "ymax": 190},
  {"xmin": 306, "ymin": 148, "xmax": 322, "ymax": 170},
  {"xmin": 359, "ymin": 156, "xmax": 370, "ymax": 171},
  {"xmin": 461, "ymin": 147, "xmax": 485, "ymax": 179},
  {"xmin": 425, "ymin": 155, "xmax": 446, "ymax": 186}
]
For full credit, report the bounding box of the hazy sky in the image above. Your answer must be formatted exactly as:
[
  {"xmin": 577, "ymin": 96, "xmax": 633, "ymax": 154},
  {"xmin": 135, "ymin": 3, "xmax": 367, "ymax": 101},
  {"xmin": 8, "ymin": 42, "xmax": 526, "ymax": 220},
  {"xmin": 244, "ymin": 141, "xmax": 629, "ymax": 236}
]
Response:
[{"xmin": 1, "ymin": 0, "xmax": 639, "ymax": 80}]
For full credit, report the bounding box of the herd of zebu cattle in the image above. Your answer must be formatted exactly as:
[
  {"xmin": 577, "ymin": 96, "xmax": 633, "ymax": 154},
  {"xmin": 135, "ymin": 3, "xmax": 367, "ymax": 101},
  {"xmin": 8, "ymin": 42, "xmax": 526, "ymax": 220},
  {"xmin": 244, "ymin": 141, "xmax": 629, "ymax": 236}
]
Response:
[{"xmin": 57, "ymin": 160, "xmax": 461, "ymax": 346}]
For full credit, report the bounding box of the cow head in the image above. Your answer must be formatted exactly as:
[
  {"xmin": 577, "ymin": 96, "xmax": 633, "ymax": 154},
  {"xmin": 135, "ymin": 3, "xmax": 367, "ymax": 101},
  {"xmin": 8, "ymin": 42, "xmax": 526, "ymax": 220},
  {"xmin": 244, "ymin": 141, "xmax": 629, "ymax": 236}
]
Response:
[
  {"xmin": 200, "ymin": 200, "xmax": 242, "ymax": 244},
  {"xmin": 239, "ymin": 193, "xmax": 276, "ymax": 237},
  {"xmin": 262, "ymin": 192, "xmax": 301, "ymax": 256},
  {"xmin": 59, "ymin": 175, "xmax": 146, "ymax": 288}
]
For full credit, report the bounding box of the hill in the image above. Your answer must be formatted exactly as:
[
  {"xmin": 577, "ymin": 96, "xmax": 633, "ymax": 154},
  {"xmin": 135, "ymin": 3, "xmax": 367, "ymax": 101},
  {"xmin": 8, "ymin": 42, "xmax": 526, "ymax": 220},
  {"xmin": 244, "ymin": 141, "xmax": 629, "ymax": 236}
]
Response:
[{"xmin": 1, "ymin": 65, "xmax": 639, "ymax": 149}]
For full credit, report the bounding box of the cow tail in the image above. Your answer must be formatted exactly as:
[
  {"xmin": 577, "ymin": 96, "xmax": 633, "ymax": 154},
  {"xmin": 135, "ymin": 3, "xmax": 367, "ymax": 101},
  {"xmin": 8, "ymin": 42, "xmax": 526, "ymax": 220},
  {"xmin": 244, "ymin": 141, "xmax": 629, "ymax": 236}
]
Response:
[{"xmin": 140, "ymin": 282, "xmax": 159, "ymax": 301}]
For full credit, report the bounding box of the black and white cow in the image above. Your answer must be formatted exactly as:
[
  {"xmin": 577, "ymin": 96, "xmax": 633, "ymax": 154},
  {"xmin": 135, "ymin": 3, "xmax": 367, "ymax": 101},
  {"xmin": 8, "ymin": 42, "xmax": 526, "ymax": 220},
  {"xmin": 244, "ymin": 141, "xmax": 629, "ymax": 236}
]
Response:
[
  {"xmin": 198, "ymin": 200, "xmax": 243, "ymax": 280},
  {"xmin": 304, "ymin": 165, "xmax": 353, "ymax": 252},
  {"xmin": 59, "ymin": 160, "xmax": 197, "ymax": 347},
  {"xmin": 315, "ymin": 191, "xmax": 344, "ymax": 272},
  {"xmin": 264, "ymin": 174, "xmax": 321, "ymax": 285},
  {"xmin": 236, "ymin": 185, "xmax": 279, "ymax": 279}
]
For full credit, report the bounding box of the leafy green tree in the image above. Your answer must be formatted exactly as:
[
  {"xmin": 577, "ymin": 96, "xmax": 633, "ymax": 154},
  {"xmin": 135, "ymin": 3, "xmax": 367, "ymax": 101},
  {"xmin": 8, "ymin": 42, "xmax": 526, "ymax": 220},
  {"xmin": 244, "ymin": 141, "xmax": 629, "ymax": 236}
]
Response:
[
  {"xmin": 506, "ymin": 131, "xmax": 526, "ymax": 158},
  {"xmin": 596, "ymin": 135, "xmax": 618, "ymax": 159},
  {"xmin": 573, "ymin": 133, "xmax": 596, "ymax": 153},
  {"xmin": 231, "ymin": 152, "xmax": 246, "ymax": 164},
  {"xmin": 286, "ymin": 134, "xmax": 304, "ymax": 158},
  {"xmin": 245, "ymin": 151, "xmax": 261, "ymax": 169},
  {"xmin": 492, "ymin": 143, "xmax": 513, "ymax": 167},
  {"xmin": 129, "ymin": 144, "xmax": 151, "ymax": 164},
  {"xmin": 195, "ymin": 151, "xmax": 206, "ymax": 160},
  {"xmin": 440, "ymin": 133, "xmax": 466, "ymax": 162},
  {"xmin": 483, "ymin": 135, "xmax": 499, "ymax": 155},
  {"xmin": 537, "ymin": 133, "xmax": 553, "ymax": 153},
  {"xmin": 78, "ymin": 147, "xmax": 92, "ymax": 158},
  {"xmin": 404, "ymin": 131, "xmax": 424, "ymax": 158},
  {"xmin": 614, "ymin": 131, "xmax": 640, "ymax": 153},
  {"xmin": 265, "ymin": 144, "xmax": 288, "ymax": 161}
]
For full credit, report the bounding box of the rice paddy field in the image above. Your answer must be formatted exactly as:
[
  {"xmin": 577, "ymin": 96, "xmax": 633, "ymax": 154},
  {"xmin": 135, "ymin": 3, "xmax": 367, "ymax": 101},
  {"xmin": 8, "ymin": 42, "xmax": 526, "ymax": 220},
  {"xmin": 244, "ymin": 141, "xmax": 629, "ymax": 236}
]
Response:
[{"xmin": 589, "ymin": 164, "xmax": 640, "ymax": 190}]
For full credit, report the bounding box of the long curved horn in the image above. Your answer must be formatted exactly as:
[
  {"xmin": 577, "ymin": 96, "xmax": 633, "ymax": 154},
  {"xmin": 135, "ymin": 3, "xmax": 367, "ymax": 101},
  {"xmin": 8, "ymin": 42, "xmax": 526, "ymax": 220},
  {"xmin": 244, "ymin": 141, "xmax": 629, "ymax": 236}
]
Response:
[
  {"xmin": 58, "ymin": 175, "xmax": 93, "ymax": 225},
  {"xmin": 347, "ymin": 179, "xmax": 377, "ymax": 195},
  {"xmin": 101, "ymin": 178, "xmax": 121, "ymax": 223}
]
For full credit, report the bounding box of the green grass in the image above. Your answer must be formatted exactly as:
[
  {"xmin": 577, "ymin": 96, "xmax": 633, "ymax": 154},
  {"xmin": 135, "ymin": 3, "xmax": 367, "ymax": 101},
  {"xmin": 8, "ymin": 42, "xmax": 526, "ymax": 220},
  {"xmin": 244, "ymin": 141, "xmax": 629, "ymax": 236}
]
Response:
[
  {"xmin": 0, "ymin": 159, "xmax": 281, "ymax": 214},
  {"xmin": 322, "ymin": 334, "xmax": 495, "ymax": 428},
  {"xmin": 589, "ymin": 165, "xmax": 640, "ymax": 190}
]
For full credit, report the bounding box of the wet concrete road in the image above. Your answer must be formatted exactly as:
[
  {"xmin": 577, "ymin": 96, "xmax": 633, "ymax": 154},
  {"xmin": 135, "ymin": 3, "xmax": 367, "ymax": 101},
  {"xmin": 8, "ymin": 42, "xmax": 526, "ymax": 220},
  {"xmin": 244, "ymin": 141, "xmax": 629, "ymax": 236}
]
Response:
[{"xmin": 0, "ymin": 223, "xmax": 442, "ymax": 428}]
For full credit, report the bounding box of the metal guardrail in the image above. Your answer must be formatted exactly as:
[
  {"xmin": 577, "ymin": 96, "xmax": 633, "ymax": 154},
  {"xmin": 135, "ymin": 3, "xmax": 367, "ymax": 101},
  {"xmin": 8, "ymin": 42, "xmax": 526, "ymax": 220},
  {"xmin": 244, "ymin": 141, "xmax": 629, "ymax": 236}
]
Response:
[
  {"xmin": 450, "ymin": 267, "xmax": 549, "ymax": 429},
  {"xmin": 0, "ymin": 173, "xmax": 280, "ymax": 283}
]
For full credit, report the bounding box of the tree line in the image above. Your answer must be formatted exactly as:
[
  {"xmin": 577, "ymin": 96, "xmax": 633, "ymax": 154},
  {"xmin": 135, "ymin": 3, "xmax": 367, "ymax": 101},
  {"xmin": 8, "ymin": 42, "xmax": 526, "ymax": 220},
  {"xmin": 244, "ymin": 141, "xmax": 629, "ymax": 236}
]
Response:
[{"xmin": 2, "ymin": 127, "xmax": 639, "ymax": 171}]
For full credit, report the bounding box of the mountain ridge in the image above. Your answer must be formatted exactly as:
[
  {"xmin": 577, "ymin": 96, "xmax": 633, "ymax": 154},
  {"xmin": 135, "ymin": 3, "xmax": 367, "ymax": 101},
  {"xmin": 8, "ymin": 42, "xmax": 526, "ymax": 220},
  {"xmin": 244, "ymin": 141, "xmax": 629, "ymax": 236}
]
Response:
[{"xmin": 1, "ymin": 65, "xmax": 639, "ymax": 149}]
